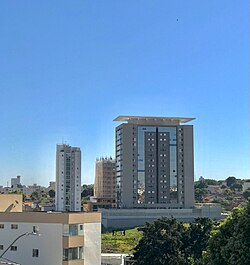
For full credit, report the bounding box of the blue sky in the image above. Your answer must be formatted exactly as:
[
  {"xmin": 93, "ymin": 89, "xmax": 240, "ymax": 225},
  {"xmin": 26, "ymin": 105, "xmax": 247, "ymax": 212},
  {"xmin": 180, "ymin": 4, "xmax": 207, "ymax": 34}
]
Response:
[{"xmin": 0, "ymin": 0, "xmax": 249, "ymax": 186}]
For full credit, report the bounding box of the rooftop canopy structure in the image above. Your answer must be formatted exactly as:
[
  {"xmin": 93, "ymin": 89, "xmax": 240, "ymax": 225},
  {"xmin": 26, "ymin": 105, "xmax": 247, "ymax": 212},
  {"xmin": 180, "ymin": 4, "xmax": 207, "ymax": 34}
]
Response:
[{"xmin": 114, "ymin": 115, "xmax": 195, "ymax": 126}]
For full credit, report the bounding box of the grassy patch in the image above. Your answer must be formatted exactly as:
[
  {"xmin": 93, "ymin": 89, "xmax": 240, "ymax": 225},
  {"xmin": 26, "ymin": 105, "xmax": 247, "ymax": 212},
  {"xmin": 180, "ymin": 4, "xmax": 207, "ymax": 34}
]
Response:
[{"xmin": 102, "ymin": 227, "xmax": 142, "ymax": 254}]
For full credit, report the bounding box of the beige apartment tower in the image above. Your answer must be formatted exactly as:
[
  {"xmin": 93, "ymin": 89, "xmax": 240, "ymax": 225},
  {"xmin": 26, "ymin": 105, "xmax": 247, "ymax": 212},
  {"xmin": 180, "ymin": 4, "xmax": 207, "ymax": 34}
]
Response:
[
  {"xmin": 114, "ymin": 115, "xmax": 195, "ymax": 209},
  {"xmin": 94, "ymin": 157, "xmax": 116, "ymax": 204}
]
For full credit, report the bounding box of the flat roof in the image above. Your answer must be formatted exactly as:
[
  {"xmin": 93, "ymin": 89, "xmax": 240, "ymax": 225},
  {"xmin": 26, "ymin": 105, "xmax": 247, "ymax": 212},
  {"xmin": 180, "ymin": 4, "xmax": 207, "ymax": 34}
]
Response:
[
  {"xmin": 114, "ymin": 115, "xmax": 195, "ymax": 124},
  {"xmin": 0, "ymin": 211, "xmax": 101, "ymax": 224}
]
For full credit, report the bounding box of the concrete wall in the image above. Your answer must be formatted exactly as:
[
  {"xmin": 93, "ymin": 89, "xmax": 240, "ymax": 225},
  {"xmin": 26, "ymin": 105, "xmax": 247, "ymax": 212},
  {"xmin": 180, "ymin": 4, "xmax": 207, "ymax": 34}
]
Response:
[
  {"xmin": 101, "ymin": 205, "xmax": 221, "ymax": 229},
  {"xmin": 84, "ymin": 223, "xmax": 101, "ymax": 265}
]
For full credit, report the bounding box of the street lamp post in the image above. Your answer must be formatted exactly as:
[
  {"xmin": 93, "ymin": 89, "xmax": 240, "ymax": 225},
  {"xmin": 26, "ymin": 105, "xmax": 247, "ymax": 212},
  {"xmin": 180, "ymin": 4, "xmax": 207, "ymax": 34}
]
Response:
[{"xmin": 0, "ymin": 232, "xmax": 40, "ymax": 265}]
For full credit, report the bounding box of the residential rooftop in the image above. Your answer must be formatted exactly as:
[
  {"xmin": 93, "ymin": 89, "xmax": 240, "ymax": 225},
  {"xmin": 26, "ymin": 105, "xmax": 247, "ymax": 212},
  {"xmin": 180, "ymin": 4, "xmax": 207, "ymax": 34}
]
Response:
[
  {"xmin": 0, "ymin": 211, "xmax": 101, "ymax": 224},
  {"xmin": 114, "ymin": 115, "xmax": 195, "ymax": 125}
]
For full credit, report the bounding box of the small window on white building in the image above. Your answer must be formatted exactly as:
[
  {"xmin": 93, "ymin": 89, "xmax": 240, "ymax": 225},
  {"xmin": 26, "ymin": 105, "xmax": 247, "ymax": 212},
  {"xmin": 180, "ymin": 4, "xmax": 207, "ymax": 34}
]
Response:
[
  {"xmin": 32, "ymin": 249, "xmax": 39, "ymax": 257},
  {"xmin": 10, "ymin": 246, "xmax": 17, "ymax": 251},
  {"xmin": 0, "ymin": 245, "xmax": 3, "ymax": 250},
  {"xmin": 0, "ymin": 224, "xmax": 4, "ymax": 229},
  {"xmin": 11, "ymin": 224, "xmax": 18, "ymax": 229},
  {"xmin": 33, "ymin": 226, "xmax": 39, "ymax": 234}
]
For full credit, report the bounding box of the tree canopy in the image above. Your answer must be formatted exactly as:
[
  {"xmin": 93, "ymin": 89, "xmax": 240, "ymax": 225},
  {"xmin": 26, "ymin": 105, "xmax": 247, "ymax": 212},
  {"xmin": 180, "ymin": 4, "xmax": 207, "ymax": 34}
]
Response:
[
  {"xmin": 81, "ymin": 184, "xmax": 94, "ymax": 198},
  {"xmin": 206, "ymin": 200, "xmax": 250, "ymax": 265},
  {"xmin": 133, "ymin": 201, "xmax": 250, "ymax": 265},
  {"xmin": 48, "ymin": 189, "xmax": 55, "ymax": 198},
  {"xmin": 133, "ymin": 217, "xmax": 213, "ymax": 265},
  {"xmin": 225, "ymin": 176, "xmax": 236, "ymax": 187}
]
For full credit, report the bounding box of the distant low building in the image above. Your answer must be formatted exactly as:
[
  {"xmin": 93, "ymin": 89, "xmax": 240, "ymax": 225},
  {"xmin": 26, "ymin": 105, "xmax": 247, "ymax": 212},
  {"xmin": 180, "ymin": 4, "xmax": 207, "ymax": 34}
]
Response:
[
  {"xmin": 48, "ymin": 181, "xmax": 56, "ymax": 191},
  {"xmin": 22, "ymin": 184, "xmax": 46, "ymax": 196},
  {"xmin": 243, "ymin": 180, "xmax": 250, "ymax": 192}
]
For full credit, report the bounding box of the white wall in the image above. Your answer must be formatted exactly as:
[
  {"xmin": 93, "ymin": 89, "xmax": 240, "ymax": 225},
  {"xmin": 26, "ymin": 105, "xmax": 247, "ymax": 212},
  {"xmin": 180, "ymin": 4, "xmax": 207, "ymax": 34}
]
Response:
[{"xmin": 0, "ymin": 222, "xmax": 63, "ymax": 265}]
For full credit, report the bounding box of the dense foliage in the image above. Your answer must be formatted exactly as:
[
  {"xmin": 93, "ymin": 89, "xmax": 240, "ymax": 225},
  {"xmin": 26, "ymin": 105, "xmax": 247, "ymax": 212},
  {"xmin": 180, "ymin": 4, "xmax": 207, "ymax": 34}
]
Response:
[
  {"xmin": 194, "ymin": 180, "xmax": 208, "ymax": 202},
  {"xmin": 133, "ymin": 201, "xmax": 250, "ymax": 265},
  {"xmin": 206, "ymin": 201, "xmax": 250, "ymax": 265},
  {"xmin": 225, "ymin": 176, "xmax": 237, "ymax": 187},
  {"xmin": 81, "ymin": 184, "xmax": 94, "ymax": 198},
  {"xmin": 133, "ymin": 218, "xmax": 213, "ymax": 265}
]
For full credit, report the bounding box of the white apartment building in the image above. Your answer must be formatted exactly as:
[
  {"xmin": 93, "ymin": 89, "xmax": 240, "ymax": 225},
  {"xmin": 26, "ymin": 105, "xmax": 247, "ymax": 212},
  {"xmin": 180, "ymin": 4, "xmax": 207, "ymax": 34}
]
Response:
[
  {"xmin": 56, "ymin": 144, "xmax": 81, "ymax": 211},
  {"xmin": 0, "ymin": 212, "xmax": 101, "ymax": 265}
]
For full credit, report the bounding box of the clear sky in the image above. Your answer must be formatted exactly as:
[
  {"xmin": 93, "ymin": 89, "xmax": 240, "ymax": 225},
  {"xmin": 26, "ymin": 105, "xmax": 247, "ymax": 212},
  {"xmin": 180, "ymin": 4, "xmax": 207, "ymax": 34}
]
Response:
[{"xmin": 0, "ymin": 0, "xmax": 249, "ymax": 186}]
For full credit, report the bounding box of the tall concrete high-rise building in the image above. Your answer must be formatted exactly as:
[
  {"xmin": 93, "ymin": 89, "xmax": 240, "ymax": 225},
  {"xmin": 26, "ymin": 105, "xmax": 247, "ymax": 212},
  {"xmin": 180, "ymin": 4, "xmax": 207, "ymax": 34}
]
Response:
[
  {"xmin": 114, "ymin": 116, "xmax": 195, "ymax": 209},
  {"xmin": 56, "ymin": 144, "xmax": 81, "ymax": 211},
  {"xmin": 11, "ymin": 175, "xmax": 21, "ymax": 188},
  {"xmin": 94, "ymin": 157, "xmax": 116, "ymax": 203}
]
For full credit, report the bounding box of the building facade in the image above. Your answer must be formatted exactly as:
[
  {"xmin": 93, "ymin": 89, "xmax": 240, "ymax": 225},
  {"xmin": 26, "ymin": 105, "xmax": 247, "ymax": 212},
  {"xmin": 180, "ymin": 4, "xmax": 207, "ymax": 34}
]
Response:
[
  {"xmin": 56, "ymin": 144, "xmax": 81, "ymax": 211},
  {"xmin": 94, "ymin": 157, "xmax": 116, "ymax": 203},
  {"xmin": 114, "ymin": 116, "xmax": 195, "ymax": 209},
  {"xmin": 0, "ymin": 212, "xmax": 101, "ymax": 265},
  {"xmin": 11, "ymin": 176, "xmax": 21, "ymax": 189}
]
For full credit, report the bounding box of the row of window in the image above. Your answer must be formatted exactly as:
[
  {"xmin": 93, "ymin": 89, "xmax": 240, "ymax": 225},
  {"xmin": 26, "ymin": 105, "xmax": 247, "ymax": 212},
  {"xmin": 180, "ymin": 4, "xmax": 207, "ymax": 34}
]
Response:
[
  {"xmin": 0, "ymin": 245, "xmax": 39, "ymax": 257},
  {"xmin": 0, "ymin": 224, "xmax": 18, "ymax": 229},
  {"xmin": 0, "ymin": 225, "xmax": 39, "ymax": 233},
  {"xmin": 63, "ymin": 247, "xmax": 83, "ymax": 261},
  {"xmin": 63, "ymin": 224, "xmax": 84, "ymax": 236}
]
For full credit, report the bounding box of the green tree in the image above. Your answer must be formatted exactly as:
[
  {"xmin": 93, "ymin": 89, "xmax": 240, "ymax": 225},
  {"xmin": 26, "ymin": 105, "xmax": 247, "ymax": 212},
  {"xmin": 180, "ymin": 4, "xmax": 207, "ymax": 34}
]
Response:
[
  {"xmin": 185, "ymin": 218, "xmax": 213, "ymax": 261},
  {"xmin": 133, "ymin": 218, "xmax": 186, "ymax": 265},
  {"xmin": 243, "ymin": 188, "xmax": 250, "ymax": 199},
  {"xmin": 195, "ymin": 181, "xmax": 208, "ymax": 202},
  {"xmin": 195, "ymin": 181, "xmax": 208, "ymax": 190},
  {"xmin": 206, "ymin": 200, "xmax": 250, "ymax": 265},
  {"xmin": 48, "ymin": 189, "xmax": 55, "ymax": 198},
  {"xmin": 81, "ymin": 184, "xmax": 94, "ymax": 198},
  {"xmin": 30, "ymin": 191, "xmax": 40, "ymax": 201},
  {"xmin": 133, "ymin": 217, "xmax": 213, "ymax": 265},
  {"xmin": 225, "ymin": 176, "xmax": 236, "ymax": 187},
  {"xmin": 230, "ymin": 182, "xmax": 242, "ymax": 191},
  {"xmin": 195, "ymin": 188, "xmax": 208, "ymax": 202},
  {"xmin": 22, "ymin": 193, "xmax": 26, "ymax": 202},
  {"xmin": 204, "ymin": 179, "xmax": 218, "ymax": 186}
]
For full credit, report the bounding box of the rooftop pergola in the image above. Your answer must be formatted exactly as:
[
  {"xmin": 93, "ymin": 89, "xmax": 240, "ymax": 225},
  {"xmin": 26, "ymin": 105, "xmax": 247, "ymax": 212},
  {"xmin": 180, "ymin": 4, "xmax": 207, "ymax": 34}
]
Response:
[{"xmin": 114, "ymin": 115, "xmax": 195, "ymax": 125}]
